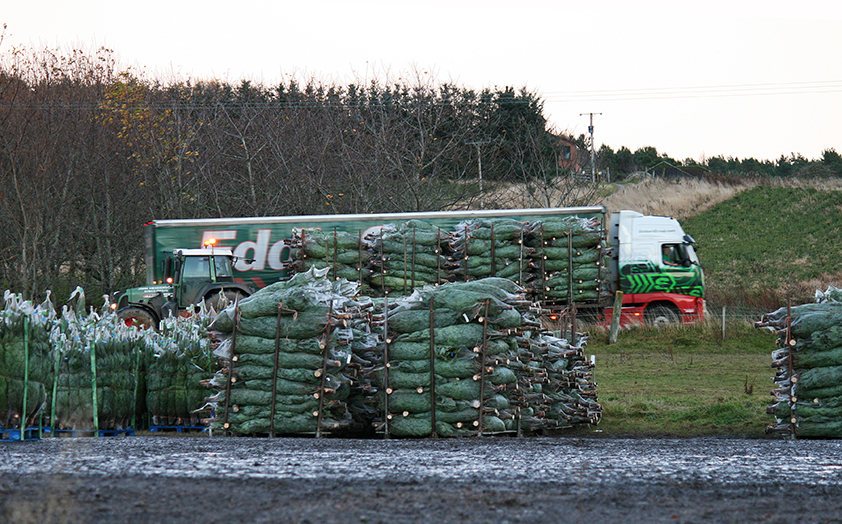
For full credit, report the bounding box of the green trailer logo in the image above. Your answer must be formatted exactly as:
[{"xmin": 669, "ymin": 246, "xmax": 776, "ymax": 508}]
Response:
[{"xmin": 619, "ymin": 261, "xmax": 704, "ymax": 297}]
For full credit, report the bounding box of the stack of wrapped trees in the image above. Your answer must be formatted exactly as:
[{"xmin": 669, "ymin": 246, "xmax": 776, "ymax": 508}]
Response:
[
  {"xmin": 207, "ymin": 267, "xmax": 376, "ymax": 435},
  {"xmin": 447, "ymin": 219, "xmax": 532, "ymax": 285},
  {"xmin": 369, "ymin": 277, "xmax": 542, "ymax": 437},
  {"xmin": 0, "ymin": 287, "xmax": 218, "ymax": 433},
  {"xmin": 52, "ymin": 297, "xmax": 143, "ymax": 431},
  {"xmin": 51, "ymin": 289, "xmax": 213, "ymax": 431},
  {"xmin": 760, "ymin": 287, "xmax": 842, "ymax": 437},
  {"xmin": 144, "ymin": 312, "xmax": 216, "ymax": 426},
  {"xmin": 366, "ymin": 221, "xmax": 448, "ymax": 294},
  {"xmin": 526, "ymin": 216, "xmax": 609, "ymax": 303},
  {"xmin": 0, "ymin": 291, "xmax": 54, "ymax": 430},
  {"xmin": 282, "ymin": 215, "xmax": 608, "ymax": 311},
  {"xmin": 285, "ymin": 228, "xmax": 371, "ymax": 287},
  {"xmin": 509, "ymin": 333, "xmax": 601, "ymax": 431},
  {"xmin": 288, "ymin": 216, "xmax": 608, "ymax": 312}
]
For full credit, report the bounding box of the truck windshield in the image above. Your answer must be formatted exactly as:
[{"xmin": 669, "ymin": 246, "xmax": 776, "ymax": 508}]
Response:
[{"xmin": 684, "ymin": 244, "xmax": 700, "ymax": 265}]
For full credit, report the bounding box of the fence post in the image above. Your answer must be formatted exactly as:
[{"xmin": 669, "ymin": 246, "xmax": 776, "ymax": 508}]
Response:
[
  {"xmin": 721, "ymin": 306, "xmax": 726, "ymax": 341},
  {"xmin": 90, "ymin": 340, "xmax": 99, "ymax": 435},
  {"xmin": 23, "ymin": 316, "xmax": 30, "ymax": 431},
  {"xmin": 608, "ymin": 291, "xmax": 623, "ymax": 344},
  {"xmin": 429, "ymin": 297, "xmax": 437, "ymax": 439},
  {"xmin": 51, "ymin": 339, "xmax": 62, "ymax": 435}
]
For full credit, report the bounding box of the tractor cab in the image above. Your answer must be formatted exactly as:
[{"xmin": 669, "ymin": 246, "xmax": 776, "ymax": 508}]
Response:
[{"xmin": 165, "ymin": 247, "xmax": 238, "ymax": 308}]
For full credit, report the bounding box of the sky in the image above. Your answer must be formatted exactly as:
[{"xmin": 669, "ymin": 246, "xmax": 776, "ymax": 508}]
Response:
[{"xmin": 4, "ymin": 0, "xmax": 841, "ymax": 163}]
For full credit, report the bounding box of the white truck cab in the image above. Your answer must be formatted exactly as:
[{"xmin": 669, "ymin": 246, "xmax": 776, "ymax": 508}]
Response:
[{"xmin": 607, "ymin": 210, "xmax": 705, "ymax": 327}]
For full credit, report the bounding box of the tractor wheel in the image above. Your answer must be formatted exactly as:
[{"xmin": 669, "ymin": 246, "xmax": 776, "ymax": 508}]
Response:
[
  {"xmin": 645, "ymin": 305, "xmax": 680, "ymax": 328},
  {"xmin": 117, "ymin": 307, "xmax": 157, "ymax": 330}
]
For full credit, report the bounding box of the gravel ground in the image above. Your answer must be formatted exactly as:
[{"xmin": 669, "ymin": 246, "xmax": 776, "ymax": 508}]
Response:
[{"xmin": 2, "ymin": 435, "xmax": 842, "ymax": 524}]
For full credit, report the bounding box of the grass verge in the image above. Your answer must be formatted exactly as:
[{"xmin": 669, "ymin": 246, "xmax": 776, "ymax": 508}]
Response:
[{"xmin": 579, "ymin": 320, "xmax": 778, "ymax": 438}]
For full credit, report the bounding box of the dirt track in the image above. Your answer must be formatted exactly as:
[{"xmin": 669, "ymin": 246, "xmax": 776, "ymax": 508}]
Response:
[{"xmin": 2, "ymin": 436, "xmax": 842, "ymax": 523}]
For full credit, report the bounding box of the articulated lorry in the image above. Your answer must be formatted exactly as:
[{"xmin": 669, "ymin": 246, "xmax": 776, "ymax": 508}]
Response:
[{"xmin": 110, "ymin": 207, "xmax": 704, "ymax": 328}]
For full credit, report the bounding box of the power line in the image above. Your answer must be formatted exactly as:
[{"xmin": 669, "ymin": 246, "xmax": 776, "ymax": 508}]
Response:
[
  {"xmin": 553, "ymin": 79, "xmax": 842, "ymax": 95},
  {"xmin": 2, "ymin": 79, "xmax": 841, "ymax": 111},
  {"xmin": 543, "ymin": 80, "xmax": 842, "ymax": 102}
]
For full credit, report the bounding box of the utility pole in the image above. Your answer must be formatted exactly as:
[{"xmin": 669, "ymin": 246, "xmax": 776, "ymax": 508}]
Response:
[{"xmin": 580, "ymin": 112, "xmax": 602, "ymax": 183}]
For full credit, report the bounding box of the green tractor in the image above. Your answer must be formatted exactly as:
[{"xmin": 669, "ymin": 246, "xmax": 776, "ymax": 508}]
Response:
[{"xmin": 110, "ymin": 244, "xmax": 252, "ymax": 329}]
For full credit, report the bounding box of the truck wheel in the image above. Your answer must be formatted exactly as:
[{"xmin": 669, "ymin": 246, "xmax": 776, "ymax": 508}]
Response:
[
  {"xmin": 117, "ymin": 307, "xmax": 157, "ymax": 330},
  {"xmin": 206, "ymin": 291, "xmax": 246, "ymax": 311},
  {"xmin": 645, "ymin": 306, "xmax": 680, "ymax": 328}
]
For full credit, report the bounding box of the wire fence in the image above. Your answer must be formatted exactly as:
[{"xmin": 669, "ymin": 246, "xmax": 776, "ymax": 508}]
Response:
[
  {"xmin": 708, "ymin": 304, "xmax": 770, "ymax": 324},
  {"xmin": 575, "ymin": 303, "xmax": 776, "ymax": 340}
]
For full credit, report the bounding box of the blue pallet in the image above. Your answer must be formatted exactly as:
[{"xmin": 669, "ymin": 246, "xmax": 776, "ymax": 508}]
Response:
[
  {"xmin": 149, "ymin": 425, "xmax": 207, "ymax": 433},
  {"xmin": 98, "ymin": 428, "xmax": 135, "ymax": 437},
  {"xmin": 0, "ymin": 427, "xmax": 41, "ymax": 442},
  {"xmin": 45, "ymin": 427, "xmax": 135, "ymax": 437}
]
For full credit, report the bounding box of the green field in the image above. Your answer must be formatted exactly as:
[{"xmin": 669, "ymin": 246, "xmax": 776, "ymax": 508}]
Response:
[
  {"xmin": 681, "ymin": 185, "xmax": 842, "ymax": 309},
  {"xmin": 583, "ymin": 321, "xmax": 778, "ymax": 437}
]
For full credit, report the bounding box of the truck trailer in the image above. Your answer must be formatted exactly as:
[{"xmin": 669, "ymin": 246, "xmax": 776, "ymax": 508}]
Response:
[{"xmin": 110, "ymin": 206, "xmax": 704, "ymax": 328}]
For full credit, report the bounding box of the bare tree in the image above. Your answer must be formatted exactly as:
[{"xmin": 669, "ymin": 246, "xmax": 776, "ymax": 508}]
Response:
[
  {"xmin": 497, "ymin": 123, "xmax": 600, "ymax": 209},
  {"xmin": 0, "ymin": 47, "xmax": 100, "ymax": 298}
]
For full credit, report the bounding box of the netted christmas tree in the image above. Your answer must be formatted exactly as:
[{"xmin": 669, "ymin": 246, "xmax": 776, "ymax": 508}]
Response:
[
  {"xmin": 367, "ymin": 277, "xmax": 601, "ymax": 437},
  {"xmin": 525, "ymin": 216, "xmax": 610, "ymax": 304},
  {"xmin": 365, "ymin": 221, "xmax": 449, "ymax": 294},
  {"xmin": 284, "ymin": 227, "xmax": 372, "ymax": 290},
  {"xmin": 446, "ymin": 218, "xmax": 532, "ymax": 285}
]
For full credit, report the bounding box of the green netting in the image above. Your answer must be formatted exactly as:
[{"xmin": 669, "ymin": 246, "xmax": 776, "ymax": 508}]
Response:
[
  {"xmin": 237, "ymin": 313, "xmax": 330, "ymax": 340},
  {"xmin": 793, "ymin": 347, "xmax": 842, "ymax": 370},
  {"xmin": 291, "ymin": 259, "xmax": 370, "ymax": 283},
  {"xmin": 284, "ymin": 229, "xmax": 372, "ymax": 295},
  {"xmin": 219, "ymin": 412, "xmax": 350, "ymax": 435},
  {"xmin": 281, "ymin": 218, "xmax": 608, "ymax": 311},
  {"xmin": 381, "ymin": 252, "xmax": 445, "ymax": 270},
  {"xmin": 527, "ymin": 216, "xmax": 603, "ymax": 237},
  {"xmin": 226, "ymin": 335, "xmax": 326, "ymax": 356},
  {"xmin": 234, "ymin": 351, "xmax": 339, "ymax": 370},
  {"xmin": 0, "ymin": 270, "xmax": 602, "ymax": 438},
  {"xmin": 458, "ymin": 219, "xmax": 525, "ymax": 241},
  {"xmin": 376, "ymin": 223, "xmax": 443, "ymax": 247},
  {"xmin": 297, "ymin": 228, "xmax": 364, "ymax": 255},
  {"xmin": 53, "ymin": 334, "xmax": 141, "ymax": 430},
  {"xmin": 455, "ymin": 242, "xmax": 526, "ymax": 259},
  {"xmin": 526, "ymin": 231, "xmax": 603, "ymax": 249},
  {"xmin": 141, "ymin": 310, "xmax": 216, "ymax": 426}
]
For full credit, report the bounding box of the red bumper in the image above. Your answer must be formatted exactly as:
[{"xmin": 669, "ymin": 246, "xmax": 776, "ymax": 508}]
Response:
[{"xmin": 600, "ymin": 293, "xmax": 705, "ymax": 327}]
